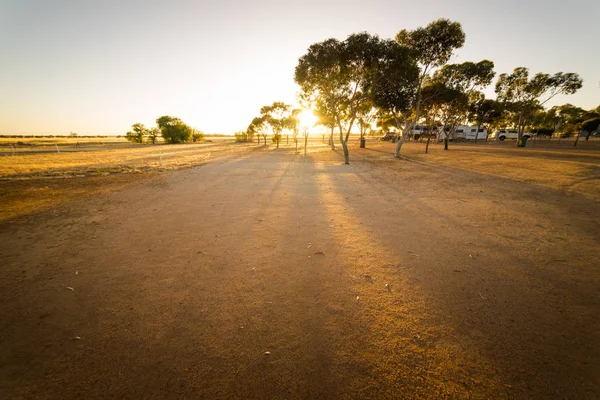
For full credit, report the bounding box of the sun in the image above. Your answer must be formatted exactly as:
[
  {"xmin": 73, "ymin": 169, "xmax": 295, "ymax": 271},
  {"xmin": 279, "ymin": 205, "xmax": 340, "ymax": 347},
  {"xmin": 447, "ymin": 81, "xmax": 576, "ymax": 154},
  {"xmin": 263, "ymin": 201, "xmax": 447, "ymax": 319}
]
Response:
[{"xmin": 298, "ymin": 109, "xmax": 317, "ymax": 129}]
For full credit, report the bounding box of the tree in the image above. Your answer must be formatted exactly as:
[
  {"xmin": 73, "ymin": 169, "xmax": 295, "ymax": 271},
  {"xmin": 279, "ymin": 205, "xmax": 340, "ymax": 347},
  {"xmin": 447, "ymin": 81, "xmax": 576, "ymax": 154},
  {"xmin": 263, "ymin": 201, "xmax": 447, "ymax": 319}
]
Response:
[
  {"xmin": 436, "ymin": 60, "xmax": 495, "ymax": 95},
  {"xmin": 495, "ymin": 68, "xmax": 583, "ymax": 146},
  {"xmin": 468, "ymin": 99, "xmax": 504, "ymax": 141},
  {"xmin": 431, "ymin": 60, "xmax": 495, "ymax": 147},
  {"xmin": 421, "ymin": 81, "xmax": 469, "ymax": 150},
  {"xmin": 191, "ymin": 129, "xmax": 205, "ymax": 143},
  {"xmin": 364, "ymin": 39, "xmax": 420, "ymax": 157},
  {"xmin": 283, "ymin": 108, "xmax": 301, "ymax": 153},
  {"xmin": 156, "ymin": 116, "xmax": 192, "ymax": 144},
  {"xmin": 260, "ymin": 102, "xmax": 290, "ymax": 149},
  {"xmin": 314, "ymin": 100, "xmax": 336, "ymax": 150},
  {"xmin": 395, "ymin": 18, "xmax": 466, "ymax": 152},
  {"xmin": 125, "ymin": 123, "xmax": 147, "ymax": 144},
  {"xmin": 295, "ymin": 33, "xmax": 387, "ymax": 164},
  {"xmin": 375, "ymin": 109, "xmax": 397, "ymax": 134},
  {"xmin": 247, "ymin": 116, "xmax": 267, "ymax": 145},
  {"xmin": 581, "ymin": 118, "xmax": 600, "ymax": 141},
  {"xmin": 147, "ymin": 127, "xmax": 160, "ymax": 144},
  {"xmin": 356, "ymin": 100, "xmax": 377, "ymax": 146},
  {"xmin": 235, "ymin": 130, "xmax": 251, "ymax": 142}
]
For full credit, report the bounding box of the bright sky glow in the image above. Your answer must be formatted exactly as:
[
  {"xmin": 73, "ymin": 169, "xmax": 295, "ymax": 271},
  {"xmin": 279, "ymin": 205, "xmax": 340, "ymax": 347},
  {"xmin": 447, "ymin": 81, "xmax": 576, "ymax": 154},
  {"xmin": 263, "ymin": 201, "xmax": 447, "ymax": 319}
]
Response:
[
  {"xmin": 0, "ymin": 0, "xmax": 598, "ymax": 135},
  {"xmin": 298, "ymin": 109, "xmax": 318, "ymax": 130}
]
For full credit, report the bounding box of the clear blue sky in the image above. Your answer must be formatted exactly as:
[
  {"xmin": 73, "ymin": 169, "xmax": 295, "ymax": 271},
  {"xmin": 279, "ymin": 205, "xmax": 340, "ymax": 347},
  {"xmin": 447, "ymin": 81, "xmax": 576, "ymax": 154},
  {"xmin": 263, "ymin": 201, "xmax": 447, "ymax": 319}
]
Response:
[{"xmin": 1, "ymin": 0, "xmax": 598, "ymax": 135}]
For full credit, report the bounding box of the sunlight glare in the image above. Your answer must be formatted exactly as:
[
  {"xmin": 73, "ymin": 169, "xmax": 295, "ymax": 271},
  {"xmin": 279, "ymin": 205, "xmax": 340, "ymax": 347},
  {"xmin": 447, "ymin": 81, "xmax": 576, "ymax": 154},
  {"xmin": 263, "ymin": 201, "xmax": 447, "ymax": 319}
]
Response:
[{"xmin": 298, "ymin": 109, "xmax": 317, "ymax": 130}]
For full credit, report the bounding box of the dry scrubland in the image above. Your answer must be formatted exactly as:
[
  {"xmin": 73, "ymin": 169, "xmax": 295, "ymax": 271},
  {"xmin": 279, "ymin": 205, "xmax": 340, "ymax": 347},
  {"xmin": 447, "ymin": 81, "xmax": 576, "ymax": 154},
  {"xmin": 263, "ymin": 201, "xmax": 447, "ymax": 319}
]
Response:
[
  {"xmin": 0, "ymin": 138, "xmax": 236, "ymax": 221},
  {"xmin": 0, "ymin": 137, "xmax": 599, "ymax": 399},
  {"xmin": 0, "ymin": 137, "xmax": 598, "ymax": 222}
]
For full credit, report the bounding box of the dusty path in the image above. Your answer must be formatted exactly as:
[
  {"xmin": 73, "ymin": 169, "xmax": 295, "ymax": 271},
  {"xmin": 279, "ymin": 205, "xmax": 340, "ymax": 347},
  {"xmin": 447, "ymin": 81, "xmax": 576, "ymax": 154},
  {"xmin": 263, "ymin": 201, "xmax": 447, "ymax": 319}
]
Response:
[{"xmin": 1, "ymin": 146, "xmax": 599, "ymax": 399}]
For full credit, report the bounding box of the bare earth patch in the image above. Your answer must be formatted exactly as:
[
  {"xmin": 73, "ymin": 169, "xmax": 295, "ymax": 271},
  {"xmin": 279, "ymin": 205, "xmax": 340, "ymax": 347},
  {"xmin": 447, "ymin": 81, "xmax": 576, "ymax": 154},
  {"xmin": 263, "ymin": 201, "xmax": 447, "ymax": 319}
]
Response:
[{"xmin": 0, "ymin": 139, "xmax": 598, "ymax": 399}]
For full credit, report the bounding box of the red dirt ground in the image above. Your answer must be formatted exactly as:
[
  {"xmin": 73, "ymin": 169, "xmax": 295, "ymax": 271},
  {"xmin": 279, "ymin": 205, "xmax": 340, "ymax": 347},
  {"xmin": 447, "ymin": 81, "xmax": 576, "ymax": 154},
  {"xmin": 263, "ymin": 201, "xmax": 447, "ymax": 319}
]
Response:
[{"xmin": 1, "ymin": 141, "xmax": 599, "ymax": 399}]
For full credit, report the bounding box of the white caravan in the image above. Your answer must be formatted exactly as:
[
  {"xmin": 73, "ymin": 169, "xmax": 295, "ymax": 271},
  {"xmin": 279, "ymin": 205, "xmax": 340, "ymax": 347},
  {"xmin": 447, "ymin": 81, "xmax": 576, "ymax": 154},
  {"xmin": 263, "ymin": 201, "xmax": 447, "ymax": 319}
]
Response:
[{"xmin": 437, "ymin": 125, "xmax": 488, "ymax": 141}]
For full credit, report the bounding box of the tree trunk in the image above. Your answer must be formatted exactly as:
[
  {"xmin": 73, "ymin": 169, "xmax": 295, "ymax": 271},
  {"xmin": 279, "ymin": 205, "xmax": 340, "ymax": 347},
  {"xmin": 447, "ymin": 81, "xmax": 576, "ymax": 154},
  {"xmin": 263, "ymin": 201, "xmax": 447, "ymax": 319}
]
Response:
[
  {"xmin": 516, "ymin": 114, "xmax": 524, "ymax": 147},
  {"xmin": 336, "ymin": 123, "xmax": 349, "ymax": 164},
  {"xmin": 425, "ymin": 136, "xmax": 431, "ymax": 153},
  {"xmin": 341, "ymin": 141, "xmax": 349, "ymax": 164},
  {"xmin": 304, "ymin": 134, "xmax": 308, "ymax": 155},
  {"xmin": 444, "ymin": 136, "xmax": 449, "ymax": 150},
  {"xmin": 263, "ymin": 135, "xmax": 267, "ymax": 145},
  {"xmin": 574, "ymin": 133, "xmax": 580, "ymax": 147},
  {"xmin": 393, "ymin": 114, "xmax": 409, "ymax": 158},
  {"xmin": 330, "ymin": 126, "xmax": 335, "ymax": 150},
  {"xmin": 394, "ymin": 136, "xmax": 405, "ymax": 158}
]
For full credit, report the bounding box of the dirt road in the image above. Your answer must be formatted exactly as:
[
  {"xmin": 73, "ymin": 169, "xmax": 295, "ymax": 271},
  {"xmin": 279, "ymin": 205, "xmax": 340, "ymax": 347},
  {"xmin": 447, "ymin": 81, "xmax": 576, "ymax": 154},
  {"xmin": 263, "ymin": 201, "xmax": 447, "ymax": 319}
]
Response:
[{"xmin": 1, "ymin": 144, "xmax": 599, "ymax": 399}]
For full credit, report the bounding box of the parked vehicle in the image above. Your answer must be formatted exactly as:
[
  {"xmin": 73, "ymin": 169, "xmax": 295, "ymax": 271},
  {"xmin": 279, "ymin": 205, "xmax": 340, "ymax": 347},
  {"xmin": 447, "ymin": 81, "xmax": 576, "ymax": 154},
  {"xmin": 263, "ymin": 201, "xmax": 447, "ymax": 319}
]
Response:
[
  {"xmin": 409, "ymin": 124, "xmax": 431, "ymax": 140},
  {"xmin": 380, "ymin": 131, "xmax": 398, "ymax": 141},
  {"xmin": 491, "ymin": 129, "xmax": 531, "ymax": 141},
  {"xmin": 460, "ymin": 126, "xmax": 487, "ymax": 140},
  {"xmin": 436, "ymin": 125, "xmax": 488, "ymax": 141}
]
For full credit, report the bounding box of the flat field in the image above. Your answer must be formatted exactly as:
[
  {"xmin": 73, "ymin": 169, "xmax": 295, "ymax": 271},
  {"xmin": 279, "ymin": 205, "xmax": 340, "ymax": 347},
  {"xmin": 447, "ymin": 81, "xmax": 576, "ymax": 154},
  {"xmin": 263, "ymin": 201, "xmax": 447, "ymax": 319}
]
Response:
[{"xmin": 0, "ymin": 138, "xmax": 599, "ymax": 399}]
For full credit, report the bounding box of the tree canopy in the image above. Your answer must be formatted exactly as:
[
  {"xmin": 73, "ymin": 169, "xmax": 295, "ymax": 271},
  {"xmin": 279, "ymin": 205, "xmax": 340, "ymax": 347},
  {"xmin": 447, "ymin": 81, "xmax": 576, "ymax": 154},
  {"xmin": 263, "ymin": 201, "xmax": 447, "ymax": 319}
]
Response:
[
  {"xmin": 156, "ymin": 116, "xmax": 192, "ymax": 144},
  {"xmin": 125, "ymin": 123, "xmax": 147, "ymax": 144},
  {"xmin": 296, "ymin": 32, "xmax": 411, "ymax": 163},
  {"xmin": 495, "ymin": 68, "xmax": 583, "ymax": 145},
  {"xmin": 395, "ymin": 18, "xmax": 466, "ymax": 77}
]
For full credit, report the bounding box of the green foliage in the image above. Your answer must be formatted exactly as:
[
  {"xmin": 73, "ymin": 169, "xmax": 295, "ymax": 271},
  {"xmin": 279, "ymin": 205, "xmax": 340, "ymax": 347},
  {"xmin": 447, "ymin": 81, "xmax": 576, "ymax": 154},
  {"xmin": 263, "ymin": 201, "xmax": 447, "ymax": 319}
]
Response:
[
  {"xmin": 283, "ymin": 108, "xmax": 301, "ymax": 134},
  {"xmin": 365, "ymin": 40, "xmax": 420, "ymax": 121},
  {"xmin": 271, "ymin": 133, "xmax": 282, "ymax": 145},
  {"xmin": 246, "ymin": 116, "xmax": 265, "ymax": 142},
  {"xmin": 422, "ymin": 81, "xmax": 469, "ymax": 125},
  {"xmin": 468, "ymin": 99, "xmax": 504, "ymax": 131},
  {"xmin": 147, "ymin": 127, "xmax": 160, "ymax": 144},
  {"xmin": 395, "ymin": 19, "xmax": 466, "ymax": 77},
  {"xmin": 581, "ymin": 118, "xmax": 600, "ymax": 133},
  {"xmin": 496, "ymin": 68, "xmax": 582, "ymax": 107},
  {"xmin": 392, "ymin": 19, "xmax": 466, "ymax": 145},
  {"xmin": 235, "ymin": 130, "xmax": 251, "ymax": 142},
  {"xmin": 296, "ymin": 32, "xmax": 405, "ymax": 162},
  {"xmin": 495, "ymin": 68, "xmax": 582, "ymax": 144},
  {"xmin": 156, "ymin": 116, "xmax": 192, "ymax": 144},
  {"xmin": 436, "ymin": 60, "xmax": 495, "ymax": 94},
  {"xmin": 191, "ymin": 129, "xmax": 205, "ymax": 143},
  {"xmin": 260, "ymin": 102, "xmax": 291, "ymax": 137},
  {"xmin": 125, "ymin": 123, "xmax": 147, "ymax": 144},
  {"xmin": 356, "ymin": 100, "xmax": 377, "ymax": 137}
]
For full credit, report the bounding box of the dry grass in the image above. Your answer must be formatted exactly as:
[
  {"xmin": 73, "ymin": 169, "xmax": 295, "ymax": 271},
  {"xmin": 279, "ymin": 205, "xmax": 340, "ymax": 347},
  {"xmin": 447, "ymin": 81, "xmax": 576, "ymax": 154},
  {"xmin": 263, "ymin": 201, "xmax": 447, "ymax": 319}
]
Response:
[
  {"xmin": 0, "ymin": 141, "xmax": 238, "ymax": 178},
  {"xmin": 0, "ymin": 141, "xmax": 243, "ymax": 221},
  {"xmin": 0, "ymin": 136, "xmax": 128, "ymax": 146},
  {"xmin": 1, "ymin": 138, "xmax": 598, "ymax": 223},
  {"xmin": 348, "ymin": 139, "xmax": 600, "ymax": 201}
]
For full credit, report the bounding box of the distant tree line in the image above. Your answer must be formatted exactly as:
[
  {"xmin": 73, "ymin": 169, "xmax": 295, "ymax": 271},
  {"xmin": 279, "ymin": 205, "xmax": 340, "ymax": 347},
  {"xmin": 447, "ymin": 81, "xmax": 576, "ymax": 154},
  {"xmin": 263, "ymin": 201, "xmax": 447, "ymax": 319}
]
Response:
[
  {"xmin": 245, "ymin": 18, "xmax": 592, "ymax": 163},
  {"xmin": 125, "ymin": 116, "xmax": 204, "ymax": 144}
]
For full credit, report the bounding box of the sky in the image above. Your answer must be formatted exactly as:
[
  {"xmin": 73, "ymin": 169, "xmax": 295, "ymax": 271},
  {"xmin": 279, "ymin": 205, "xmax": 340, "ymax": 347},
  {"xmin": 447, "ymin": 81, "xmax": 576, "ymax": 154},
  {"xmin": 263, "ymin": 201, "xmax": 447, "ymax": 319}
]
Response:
[{"xmin": 0, "ymin": 0, "xmax": 598, "ymax": 135}]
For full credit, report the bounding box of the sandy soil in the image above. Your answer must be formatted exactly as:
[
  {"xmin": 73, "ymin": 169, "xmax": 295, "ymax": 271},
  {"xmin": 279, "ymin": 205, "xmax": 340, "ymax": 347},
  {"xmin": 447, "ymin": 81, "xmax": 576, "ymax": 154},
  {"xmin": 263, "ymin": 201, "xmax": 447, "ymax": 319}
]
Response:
[{"xmin": 1, "ymin": 141, "xmax": 599, "ymax": 399}]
